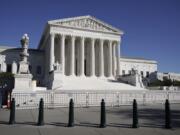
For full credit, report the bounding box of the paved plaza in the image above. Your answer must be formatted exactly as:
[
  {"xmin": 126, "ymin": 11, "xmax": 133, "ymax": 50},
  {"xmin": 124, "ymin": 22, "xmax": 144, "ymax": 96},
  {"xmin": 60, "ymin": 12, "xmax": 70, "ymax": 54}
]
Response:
[{"xmin": 0, "ymin": 104, "xmax": 180, "ymax": 135}]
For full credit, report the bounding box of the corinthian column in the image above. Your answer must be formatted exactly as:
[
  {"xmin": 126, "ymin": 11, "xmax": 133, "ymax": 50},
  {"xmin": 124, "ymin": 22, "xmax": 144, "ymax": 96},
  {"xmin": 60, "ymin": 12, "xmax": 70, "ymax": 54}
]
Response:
[
  {"xmin": 116, "ymin": 41, "xmax": 120, "ymax": 76},
  {"xmin": 80, "ymin": 37, "xmax": 85, "ymax": 76},
  {"xmin": 90, "ymin": 38, "xmax": 95, "ymax": 76},
  {"xmin": 112, "ymin": 42, "xmax": 116, "ymax": 76},
  {"xmin": 108, "ymin": 40, "xmax": 112, "ymax": 77},
  {"xmin": 50, "ymin": 33, "xmax": 55, "ymax": 72},
  {"xmin": 99, "ymin": 39, "xmax": 104, "ymax": 77},
  {"xmin": 60, "ymin": 34, "xmax": 65, "ymax": 75},
  {"xmin": 70, "ymin": 35, "xmax": 75, "ymax": 76}
]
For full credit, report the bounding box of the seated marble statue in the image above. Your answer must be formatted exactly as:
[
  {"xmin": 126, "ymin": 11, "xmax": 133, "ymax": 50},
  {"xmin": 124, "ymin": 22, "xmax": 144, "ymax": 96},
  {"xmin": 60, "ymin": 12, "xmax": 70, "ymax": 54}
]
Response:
[
  {"xmin": 54, "ymin": 62, "xmax": 62, "ymax": 73},
  {"xmin": 131, "ymin": 68, "xmax": 138, "ymax": 75}
]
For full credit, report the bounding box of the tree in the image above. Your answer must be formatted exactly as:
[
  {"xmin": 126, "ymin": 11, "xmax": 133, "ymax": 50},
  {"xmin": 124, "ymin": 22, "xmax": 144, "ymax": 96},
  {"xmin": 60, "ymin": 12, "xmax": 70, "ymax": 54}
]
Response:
[
  {"xmin": 172, "ymin": 80, "xmax": 180, "ymax": 86},
  {"xmin": 163, "ymin": 77, "xmax": 172, "ymax": 86}
]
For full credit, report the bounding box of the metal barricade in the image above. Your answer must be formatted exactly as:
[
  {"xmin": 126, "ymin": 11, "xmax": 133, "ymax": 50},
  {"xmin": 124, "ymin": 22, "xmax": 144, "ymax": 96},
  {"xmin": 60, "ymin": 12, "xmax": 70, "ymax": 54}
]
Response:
[{"xmin": 11, "ymin": 90, "xmax": 180, "ymax": 109}]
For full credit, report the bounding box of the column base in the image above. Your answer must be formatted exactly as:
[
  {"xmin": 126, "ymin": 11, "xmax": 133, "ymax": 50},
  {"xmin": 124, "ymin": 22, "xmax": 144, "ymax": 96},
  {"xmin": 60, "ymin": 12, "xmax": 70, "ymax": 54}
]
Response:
[
  {"xmin": 13, "ymin": 73, "xmax": 33, "ymax": 91},
  {"xmin": 79, "ymin": 74, "xmax": 86, "ymax": 78},
  {"xmin": 90, "ymin": 75, "xmax": 97, "ymax": 78},
  {"xmin": 70, "ymin": 74, "xmax": 76, "ymax": 78},
  {"xmin": 98, "ymin": 75, "xmax": 106, "ymax": 80},
  {"xmin": 107, "ymin": 75, "xmax": 114, "ymax": 80}
]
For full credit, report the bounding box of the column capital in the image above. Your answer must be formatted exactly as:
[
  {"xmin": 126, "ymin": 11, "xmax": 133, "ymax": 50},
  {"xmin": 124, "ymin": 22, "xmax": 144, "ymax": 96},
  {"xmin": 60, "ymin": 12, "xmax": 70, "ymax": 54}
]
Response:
[
  {"xmin": 91, "ymin": 38, "xmax": 95, "ymax": 44},
  {"xmin": 70, "ymin": 34, "xmax": 75, "ymax": 38},
  {"xmin": 117, "ymin": 40, "xmax": 121, "ymax": 45},
  {"xmin": 108, "ymin": 40, "xmax": 113, "ymax": 45},
  {"xmin": 80, "ymin": 36, "xmax": 85, "ymax": 43},
  {"xmin": 50, "ymin": 33, "xmax": 55, "ymax": 37},
  {"xmin": 100, "ymin": 39, "xmax": 104, "ymax": 45},
  {"xmin": 60, "ymin": 33, "xmax": 66, "ymax": 37}
]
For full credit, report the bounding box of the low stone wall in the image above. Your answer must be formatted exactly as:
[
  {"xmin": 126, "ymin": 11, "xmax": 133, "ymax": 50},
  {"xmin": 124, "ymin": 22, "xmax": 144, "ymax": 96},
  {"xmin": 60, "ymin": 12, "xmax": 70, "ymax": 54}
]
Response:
[{"xmin": 11, "ymin": 90, "xmax": 180, "ymax": 109}]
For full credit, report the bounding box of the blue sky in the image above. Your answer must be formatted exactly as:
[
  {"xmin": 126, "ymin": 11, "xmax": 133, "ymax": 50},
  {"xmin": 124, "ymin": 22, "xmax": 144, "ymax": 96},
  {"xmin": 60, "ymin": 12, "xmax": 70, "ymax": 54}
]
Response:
[{"xmin": 0, "ymin": 0, "xmax": 179, "ymax": 73}]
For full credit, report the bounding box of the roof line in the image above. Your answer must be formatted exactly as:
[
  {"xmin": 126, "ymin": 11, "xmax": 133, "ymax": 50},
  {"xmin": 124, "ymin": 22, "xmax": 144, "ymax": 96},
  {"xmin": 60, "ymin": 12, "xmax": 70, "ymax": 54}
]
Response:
[
  {"xmin": 48, "ymin": 15, "xmax": 124, "ymax": 34},
  {"xmin": 121, "ymin": 56, "xmax": 157, "ymax": 63}
]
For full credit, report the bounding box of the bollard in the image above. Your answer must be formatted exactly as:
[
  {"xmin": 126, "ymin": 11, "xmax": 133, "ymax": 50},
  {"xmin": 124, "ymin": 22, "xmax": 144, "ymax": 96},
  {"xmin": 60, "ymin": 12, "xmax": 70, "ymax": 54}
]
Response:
[
  {"xmin": 68, "ymin": 99, "xmax": 74, "ymax": 127},
  {"xmin": 37, "ymin": 98, "xmax": 44, "ymax": 126},
  {"xmin": 132, "ymin": 99, "xmax": 139, "ymax": 128},
  {"xmin": 165, "ymin": 99, "xmax": 171, "ymax": 129},
  {"xmin": 9, "ymin": 98, "xmax": 16, "ymax": 124},
  {"xmin": 7, "ymin": 92, "xmax": 11, "ymax": 109},
  {"xmin": 100, "ymin": 99, "xmax": 106, "ymax": 128}
]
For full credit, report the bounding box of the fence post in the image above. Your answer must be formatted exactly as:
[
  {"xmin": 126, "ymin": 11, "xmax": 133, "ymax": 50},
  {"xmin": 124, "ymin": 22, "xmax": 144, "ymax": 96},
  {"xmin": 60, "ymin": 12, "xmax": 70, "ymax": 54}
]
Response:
[
  {"xmin": 100, "ymin": 99, "xmax": 106, "ymax": 128},
  {"xmin": 143, "ymin": 92, "xmax": 146, "ymax": 105},
  {"xmin": 166, "ymin": 91, "xmax": 169, "ymax": 100},
  {"xmin": 165, "ymin": 99, "xmax": 171, "ymax": 129},
  {"xmin": 117, "ymin": 92, "xmax": 120, "ymax": 107},
  {"xmin": 132, "ymin": 99, "xmax": 139, "ymax": 128},
  {"xmin": 50, "ymin": 91, "xmax": 54, "ymax": 109},
  {"xmin": 9, "ymin": 98, "xmax": 15, "ymax": 124},
  {"xmin": 68, "ymin": 99, "xmax": 74, "ymax": 127},
  {"xmin": 37, "ymin": 98, "xmax": 44, "ymax": 126},
  {"xmin": 86, "ymin": 92, "xmax": 89, "ymax": 107},
  {"xmin": 7, "ymin": 92, "xmax": 11, "ymax": 109}
]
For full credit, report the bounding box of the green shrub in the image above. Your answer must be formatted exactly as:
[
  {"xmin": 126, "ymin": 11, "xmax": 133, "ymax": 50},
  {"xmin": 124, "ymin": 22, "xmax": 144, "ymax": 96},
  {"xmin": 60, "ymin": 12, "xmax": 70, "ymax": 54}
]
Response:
[
  {"xmin": 163, "ymin": 77, "xmax": 172, "ymax": 86},
  {"xmin": 148, "ymin": 79, "xmax": 164, "ymax": 86},
  {"xmin": 0, "ymin": 72, "xmax": 14, "ymax": 78},
  {"xmin": 172, "ymin": 80, "xmax": 180, "ymax": 86}
]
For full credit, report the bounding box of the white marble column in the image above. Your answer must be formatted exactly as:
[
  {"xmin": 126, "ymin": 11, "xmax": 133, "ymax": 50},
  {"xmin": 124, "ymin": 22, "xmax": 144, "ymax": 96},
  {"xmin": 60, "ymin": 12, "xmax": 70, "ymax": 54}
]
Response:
[
  {"xmin": 108, "ymin": 40, "xmax": 112, "ymax": 77},
  {"xmin": 60, "ymin": 34, "xmax": 65, "ymax": 75},
  {"xmin": 99, "ymin": 39, "xmax": 104, "ymax": 77},
  {"xmin": 70, "ymin": 35, "xmax": 75, "ymax": 76},
  {"xmin": 116, "ymin": 41, "xmax": 120, "ymax": 76},
  {"xmin": 80, "ymin": 37, "xmax": 85, "ymax": 76},
  {"xmin": 50, "ymin": 33, "xmax": 55, "ymax": 72},
  {"xmin": 112, "ymin": 42, "xmax": 116, "ymax": 76},
  {"xmin": 90, "ymin": 38, "xmax": 95, "ymax": 76}
]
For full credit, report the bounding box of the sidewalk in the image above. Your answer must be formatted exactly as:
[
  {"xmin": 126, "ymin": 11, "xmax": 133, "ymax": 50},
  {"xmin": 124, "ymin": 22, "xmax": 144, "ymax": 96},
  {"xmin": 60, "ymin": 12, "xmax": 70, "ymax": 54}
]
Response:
[{"xmin": 0, "ymin": 104, "xmax": 180, "ymax": 135}]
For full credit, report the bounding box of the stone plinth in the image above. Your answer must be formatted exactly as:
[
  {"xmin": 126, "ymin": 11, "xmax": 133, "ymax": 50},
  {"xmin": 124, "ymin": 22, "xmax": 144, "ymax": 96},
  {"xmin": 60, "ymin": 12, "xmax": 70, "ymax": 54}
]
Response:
[
  {"xmin": 13, "ymin": 74, "xmax": 33, "ymax": 92},
  {"xmin": 13, "ymin": 34, "xmax": 33, "ymax": 92}
]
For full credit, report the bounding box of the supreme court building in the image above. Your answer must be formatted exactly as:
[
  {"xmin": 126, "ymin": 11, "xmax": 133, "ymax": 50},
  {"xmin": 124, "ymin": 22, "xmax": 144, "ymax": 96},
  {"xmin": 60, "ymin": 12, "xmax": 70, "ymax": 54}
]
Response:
[
  {"xmin": 40, "ymin": 15, "xmax": 123, "ymax": 89},
  {"xmin": 0, "ymin": 15, "xmax": 157, "ymax": 91}
]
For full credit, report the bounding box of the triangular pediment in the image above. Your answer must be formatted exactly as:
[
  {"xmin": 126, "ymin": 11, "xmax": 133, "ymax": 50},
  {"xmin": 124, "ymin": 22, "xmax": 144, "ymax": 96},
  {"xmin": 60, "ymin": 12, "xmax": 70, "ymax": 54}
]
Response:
[{"xmin": 48, "ymin": 15, "xmax": 123, "ymax": 34}]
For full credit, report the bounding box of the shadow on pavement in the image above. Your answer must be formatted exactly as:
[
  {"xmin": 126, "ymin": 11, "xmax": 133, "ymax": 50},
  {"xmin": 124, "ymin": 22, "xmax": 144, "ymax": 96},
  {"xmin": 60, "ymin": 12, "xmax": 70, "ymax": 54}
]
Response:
[
  {"xmin": 49, "ymin": 122, "xmax": 67, "ymax": 127},
  {"xmin": 76, "ymin": 122, "xmax": 99, "ymax": 128},
  {"xmin": 0, "ymin": 121, "xmax": 36, "ymax": 126},
  {"xmin": 0, "ymin": 121, "xmax": 8, "ymax": 125},
  {"xmin": 108, "ymin": 123, "xmax": 132, "ymax": 128},
  {"xmin": 106, "ymin": 106, "xmax": 180, "ymax": 128},
  {"xmin": 0, "ymin": 105, "xmax": 180, "ymax": 128}
]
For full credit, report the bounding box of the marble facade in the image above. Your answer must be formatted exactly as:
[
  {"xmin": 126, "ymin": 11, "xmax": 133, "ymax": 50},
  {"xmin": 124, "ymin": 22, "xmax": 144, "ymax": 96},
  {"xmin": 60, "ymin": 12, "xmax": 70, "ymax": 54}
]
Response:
[
  {"xmin": 0, "ymin": 15, "xmax": 159, "ymax": 91},
  {"xmin": 39, "ymin": 16, "xmax": 122, "ymax": 78},
  {"xmin": 38, "ymin": 15, "xmax": 125, "ymax": 89}
]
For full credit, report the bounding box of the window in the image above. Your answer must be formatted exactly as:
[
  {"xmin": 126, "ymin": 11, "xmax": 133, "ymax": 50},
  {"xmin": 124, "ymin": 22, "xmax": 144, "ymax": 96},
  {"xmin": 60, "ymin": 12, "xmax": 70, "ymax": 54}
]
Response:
[
  {"xmin": 7, "ymin": 64, "xmax": 12, "ymax": 73},
  {"xmin": 146, "ymin": 71, "xmax": 149, "ymax": 78},
  {"xmin": 36, "ymin": 66, "xmax": 42, "ymax": 75},
  {"xmin": 141, "ymin": 71, "xmax": 144, "ymax": 77},
  {"xmin": 122, "ymin": 70, "xmax": 125, "ymax": 75}
]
